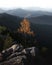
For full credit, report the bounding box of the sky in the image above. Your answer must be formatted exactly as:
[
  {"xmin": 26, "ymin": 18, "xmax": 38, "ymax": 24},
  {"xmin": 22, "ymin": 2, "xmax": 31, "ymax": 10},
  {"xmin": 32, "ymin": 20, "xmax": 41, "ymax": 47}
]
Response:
[{"xmin": 0, "ymin": 0, "xmax": 52, "ymax": 10}]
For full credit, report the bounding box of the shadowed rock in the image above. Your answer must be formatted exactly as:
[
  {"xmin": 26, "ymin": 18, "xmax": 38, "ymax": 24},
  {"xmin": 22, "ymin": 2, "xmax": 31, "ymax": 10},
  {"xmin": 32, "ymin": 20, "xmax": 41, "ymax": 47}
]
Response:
[{"xmin": 0, "ymin": 56, "xmax": 26, "ymax": 65}]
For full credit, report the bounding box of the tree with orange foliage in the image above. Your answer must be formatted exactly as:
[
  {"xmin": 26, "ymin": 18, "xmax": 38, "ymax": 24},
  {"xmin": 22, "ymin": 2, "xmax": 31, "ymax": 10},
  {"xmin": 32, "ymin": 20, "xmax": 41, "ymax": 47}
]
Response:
[
  {"xmin": 17, "ymin": 18, "xmax": 35, "ymax": 47},
  {"xmin": 18, "ymin": 18, "xmax": 34, "ymax": 35}
]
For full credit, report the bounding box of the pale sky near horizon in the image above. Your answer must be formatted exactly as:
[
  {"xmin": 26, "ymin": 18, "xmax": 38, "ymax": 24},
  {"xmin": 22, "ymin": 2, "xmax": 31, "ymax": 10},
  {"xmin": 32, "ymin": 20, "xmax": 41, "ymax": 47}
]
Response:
[{"xmin": 0, "ymin": 0, "xmax": 52, "ymax": 10}]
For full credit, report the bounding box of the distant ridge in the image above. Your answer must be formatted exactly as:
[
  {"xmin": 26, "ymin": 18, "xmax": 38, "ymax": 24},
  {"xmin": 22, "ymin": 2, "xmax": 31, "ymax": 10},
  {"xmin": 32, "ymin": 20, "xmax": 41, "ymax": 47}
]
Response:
[
  {"xmin": 0, "ymin": 8, "xmax": 52, "ymax": 17},
  {"xmin": 5, "ymin": 8, "xmax": 52, "ymax": 17},
  {"xmin": 28, "ymin": 15, "xmax": 52, "ymax": 25}
]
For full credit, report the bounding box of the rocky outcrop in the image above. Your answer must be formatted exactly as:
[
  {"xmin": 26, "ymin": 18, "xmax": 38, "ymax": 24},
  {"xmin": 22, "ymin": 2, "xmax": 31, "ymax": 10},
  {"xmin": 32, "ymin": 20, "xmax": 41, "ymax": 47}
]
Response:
[{"xmin": 0, "ymin": 44, "xmax": 39, "ymax": 65}]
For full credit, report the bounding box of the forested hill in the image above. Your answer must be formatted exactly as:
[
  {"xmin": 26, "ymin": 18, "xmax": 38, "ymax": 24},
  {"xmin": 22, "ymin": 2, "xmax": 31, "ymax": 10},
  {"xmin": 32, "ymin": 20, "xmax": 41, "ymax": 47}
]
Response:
[
  {"xmin": 0, "ymin": 13, "xmax": 23, "ymax": 31},
  {"xmin": 0, "ymin": 13, "xmax": 52, "ymax": 31},
  {"xmin": 28, "ymin": 15, "xmax": 52, "ymax": 25}
]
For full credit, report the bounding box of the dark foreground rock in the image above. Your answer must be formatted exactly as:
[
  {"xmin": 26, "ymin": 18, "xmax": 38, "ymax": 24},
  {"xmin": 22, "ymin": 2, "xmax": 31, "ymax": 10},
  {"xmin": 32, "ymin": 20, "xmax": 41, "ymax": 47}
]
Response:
[{"xmin": 0, "ymin": 55, "xmax": 26, "ymax": 65}]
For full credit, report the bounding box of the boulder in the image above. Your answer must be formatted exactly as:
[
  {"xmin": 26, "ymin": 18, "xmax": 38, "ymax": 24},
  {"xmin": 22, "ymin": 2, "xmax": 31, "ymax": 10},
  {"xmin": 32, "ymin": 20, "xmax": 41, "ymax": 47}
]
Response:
[{"xmin": 22, "ymin": 47, "xmax": 39, "ymax": 57}]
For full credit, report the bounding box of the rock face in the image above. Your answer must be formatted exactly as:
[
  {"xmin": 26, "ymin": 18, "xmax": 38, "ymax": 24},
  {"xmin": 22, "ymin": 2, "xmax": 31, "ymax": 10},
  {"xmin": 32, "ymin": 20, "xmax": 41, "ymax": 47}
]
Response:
[{"xmin": 0, "ymin": 44, "xmax": 39, "ymax": 65}]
